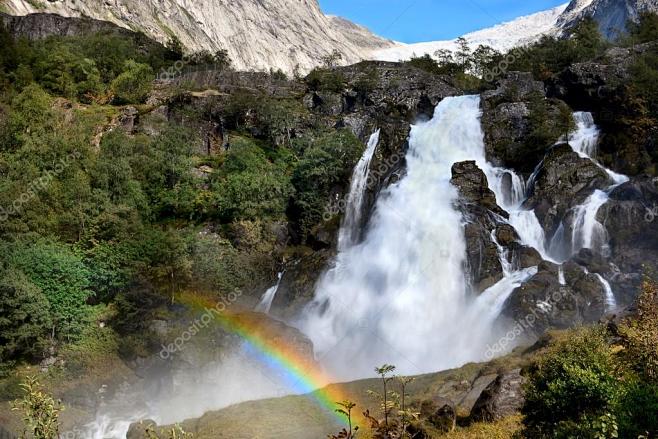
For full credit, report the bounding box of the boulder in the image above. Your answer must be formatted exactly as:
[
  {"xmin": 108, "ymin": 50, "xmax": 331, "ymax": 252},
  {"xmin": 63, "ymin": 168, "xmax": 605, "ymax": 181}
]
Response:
[
  {"xmin": 127, "ymin": 420, "xmax": 158, "ymax": 439},
  {"xmin": 119, "ymin": 106, "xmax": 139, "ymax": 133},
  {"xmin": 451, "ymin": 161, "xmax": 507, "ymax": 217},
  {"xmin": 420, "ymin": 397, "xmax": 456, "ymax": 432},
  {"xmin": 469, "ymin": 369, "xmax": 525, "ymax": 422},
  {"xmin": 502, "ymin": 264, "xmax": 606, "ymax": 336}
]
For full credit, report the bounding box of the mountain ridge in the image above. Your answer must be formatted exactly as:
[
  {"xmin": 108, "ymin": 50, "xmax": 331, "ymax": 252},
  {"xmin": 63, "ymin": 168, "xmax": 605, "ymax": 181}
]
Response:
[{"xmin": 1, "ymin": 0, "xmax": 393, "ymax": 73}]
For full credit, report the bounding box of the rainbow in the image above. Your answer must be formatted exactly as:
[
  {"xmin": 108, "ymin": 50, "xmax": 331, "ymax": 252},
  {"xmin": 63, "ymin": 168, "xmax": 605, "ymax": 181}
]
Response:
[{"xmin": 178, "ymin": 293, "xmax": 360, "ymax": 426}]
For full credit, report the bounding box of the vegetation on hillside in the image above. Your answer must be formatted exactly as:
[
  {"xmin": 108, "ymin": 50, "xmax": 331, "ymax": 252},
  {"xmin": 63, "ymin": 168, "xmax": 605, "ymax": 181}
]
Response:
[
  {"xmin": 522, "ymin": 279, "xmax": 658, "ymax": 439},
  {"xmin": 0, "ymin": 25, "xmax": 365, "ymax": 376}
]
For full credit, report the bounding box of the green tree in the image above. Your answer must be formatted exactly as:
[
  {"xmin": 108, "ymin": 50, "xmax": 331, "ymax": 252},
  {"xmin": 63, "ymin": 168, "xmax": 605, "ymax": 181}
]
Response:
[
  {"xmin": 455, "ymin": 37, "xmax": 472, "ymax": 69},
  {"xmin": 290, "ymin": 129, "xmax": 364, "ymax": 241},
  {"xmin": 571, "ymin": 17, "xmax": 605, "ymax": 60},
  {"xmin": 110, "ymin": 60, "xmax": 154, "ymax": 104},
  {"xmin": 471, "ymin": 44, "xmax": 502, "ymax": 77},
  {"xmin": 374, "ymin": 364, "xmax": 396, "ymax": 435},
  {"xmin": 8, "ymin": 239, "xmax": 92, "ymax": 341},
  {"xmin": 330, "ymin": 400, "xmax": 359, "ymax": 439},
  {"xmin": 0, "ymin": 269, "xmax": 52, "ymax": 370},
  {"xmin": 627, "ymin": 12, "xmax": 658, "ymax": 44}
]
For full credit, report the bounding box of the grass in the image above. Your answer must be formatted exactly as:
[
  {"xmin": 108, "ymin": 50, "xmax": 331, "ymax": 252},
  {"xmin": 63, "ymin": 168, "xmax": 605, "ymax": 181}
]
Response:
[{"xmin": 443, "ymin": 415, "xmax": 522, "ymax": 438}]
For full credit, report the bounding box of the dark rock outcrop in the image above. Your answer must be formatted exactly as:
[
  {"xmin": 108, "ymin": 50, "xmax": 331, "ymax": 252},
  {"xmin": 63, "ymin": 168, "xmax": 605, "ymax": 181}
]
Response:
[
  {"xmin": 547, "ymin": 43, "xmax": 658, "ymax": 175},
  {"xmin": 451, "ymin": 161, "xmax": 508, "ymax": 293},
  {"xmin": 481, "ymin": 72, "xmax": 569, "ymax": 174},
  {"xmin": 421, "ymin": 397, "xmax": 456, "ymax": 432},
  {"xmin": 469, "ymin": 369, "xmax": 525, "ymax": 422},
  {"xmin": 525, "ymin": 144, "xmax": 611, "ymax": 237},
  {"xmin": 600, "ymin": 176, "xmax": 658, "ymax": 301},
  {"xmin": 503, "ymin": 262, "xmax": 606, "ymax": 335}
]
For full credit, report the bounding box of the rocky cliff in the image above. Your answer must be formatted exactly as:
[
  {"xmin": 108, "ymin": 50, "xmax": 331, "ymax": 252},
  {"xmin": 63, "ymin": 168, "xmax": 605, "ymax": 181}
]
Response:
[
  {"xmin": 2, "ymin": 0, "xmax": 393, "ymax": 73},
  {"xmin": 558, "ymin": 0, "xmax": 658, "ymax": 38}
]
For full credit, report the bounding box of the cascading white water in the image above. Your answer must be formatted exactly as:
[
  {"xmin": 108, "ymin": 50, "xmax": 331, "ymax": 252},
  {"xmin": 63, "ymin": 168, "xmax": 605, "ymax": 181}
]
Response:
[
  {"xmin": 255, "ymin": 271, "xmax": 285, "ymax": 314},
  {"xmin": 571, "ymin": 189, "xmax": 610, "ymax": 255},
  {"xmin": 337, "ymin": 129, "xmax": 380, "ymax": 250},
  {"xmin": 563, "ymin": 113, "xmax": 627, "ymax": 261},
  {"xmin": 569, "ymin": 112, "xmax": 629, "ymax": 186},
  {"xmin": 299, "ymin": 96, "xmax": 536, "ymax": 380},
  {"xmin": 569, "ymin": 112, "xmax": 599, "ymax": 158},
  {"xmin": 594, "ymin": 273, "xmax": 618, "ymax": 309}
]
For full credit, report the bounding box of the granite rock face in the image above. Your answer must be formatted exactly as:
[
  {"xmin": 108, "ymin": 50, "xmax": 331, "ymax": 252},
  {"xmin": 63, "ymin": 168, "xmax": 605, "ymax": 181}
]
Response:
[{"xmin": 3, "ymin": 0, "xmax": 393, "ymax": 74}]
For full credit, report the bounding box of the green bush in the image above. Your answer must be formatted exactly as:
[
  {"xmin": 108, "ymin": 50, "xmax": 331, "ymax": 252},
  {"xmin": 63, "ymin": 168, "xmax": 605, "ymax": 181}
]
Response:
[
  {"xmin": 305, "ymin": 68, "xmax": 345, "ymax": 92},
  {"xmin": 7, "ymin": 239, "xmax": 92, "ymax": 341},
  {"xmin": 522, "ymin": 327, "xmax": 620, "ymax": 438},
  {"xmin": 0, "ymin": 269, "xmax": 53, "ymax": 369},
  {"xmin": 110, "ymin": 60, "xmax": 154, "ymax": 104},
  {"xmin": 290, "ymin": 129, "xmax": 364, "ymax": 240},
  {"xmin": 211, "ymin": 137, "xmax": 293, "ymax": 222}
]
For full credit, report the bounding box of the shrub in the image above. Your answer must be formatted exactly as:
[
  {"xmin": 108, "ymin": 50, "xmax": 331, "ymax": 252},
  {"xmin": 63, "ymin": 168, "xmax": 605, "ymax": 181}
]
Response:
[
  {"xmin": 305, "ymin": 68, "xmax": 345, "ymax": 92},
  {"xmin": 627, "ymin": 12, "xmax": 658, "ymax": 44},
  {"xmin": 211, "ymin": 137, "xmax": 293, "ymax": 222},
  {"xmin": 7, "ymin": 239, "xmax": 93, "ymax": 341},
  {"xmin": 0, "ymin": 269, "xmax": 53, "ymax": 369},
  {"xmin": 12, "ymin": 376, "xmax": 62, "ymax": 439},
  {"xmin": 290, "ymin": 129, "xmax": 364, "ymax": 240},
  {"xmin": 522, "ymin": 327, "xmax": 620, "ymax": 438},
  {"xmin": 110, "ymin": 60, "xmax": 154, "ymax": 104}
]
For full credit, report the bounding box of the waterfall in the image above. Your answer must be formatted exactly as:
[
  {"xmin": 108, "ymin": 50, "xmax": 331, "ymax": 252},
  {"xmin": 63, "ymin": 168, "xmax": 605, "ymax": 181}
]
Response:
[
  {"xmin": 566, "ymin": 112, "xmax": 628, "ymax": 257},
  {"xmin": 569, "ymin": 112, "xmax": 599, "ymax": 158},
  {"xmin": 594, "ymin": 273, "xmax": 618, "ymax": 310},
  {"xmin": 337, "ymin": 130, "xmax": 380, "ymax": 250},
  {"xmin": 299, "ymin": 96, "xmax": 536, "ymax": 380},
  {"xmin": 255, "ymin": 271, "xmax": 285, "ymax": 314},
  {"xmin": 569, "ymin": 112, "xmax": 629, "ymax": 185},
  {"xmin": 571, "ymin": 189, "xmax": 610, "ymax": 255}
]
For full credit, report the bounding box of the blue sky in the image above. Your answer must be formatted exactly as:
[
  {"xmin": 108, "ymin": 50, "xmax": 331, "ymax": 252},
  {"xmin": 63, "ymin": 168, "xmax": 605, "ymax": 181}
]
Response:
[{"xmin": 319, "ymin": 0, "xmax": 567, "ymax": 43}]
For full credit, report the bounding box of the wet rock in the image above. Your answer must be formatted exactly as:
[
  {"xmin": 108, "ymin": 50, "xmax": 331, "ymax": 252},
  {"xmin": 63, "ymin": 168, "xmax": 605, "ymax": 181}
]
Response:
[
  {"xmin": 515, "ymin": 245, "xmax": 543, "ymax": 269},
  {"xmin": 525, "ymin": 144, "xmax": 611, "ymax": 237},
  {"xmin": 600, "ymin": 176, "xmax": 658, "ymax": 302},
  {"xmin": 502, "ymin": 264, "xmax": 605, "ymax": 336},
  {"xmin": 272, "ymin": 249, "xmax": 334, "ymax": 320},
  {"xmin": 481, "ymin": 72, "xmax": 568, "ymax": 174},
  {"xmin": 469, "ymin": 369, "xmax": 525, "ymax": 422},
  {"xmin": 495, "ymin": 224, "xmax": 517, "ymax": 246},
  {"xmin": 451, "ymin": 161, "xmax": 507, "ymax": 217},
  {"xmin": 547, "ymin": 43, "xmax": 658, "ymax": 175},
  {"xmin": 451, "ymin": 161, "xmax": 509, "ymax": 293}
]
